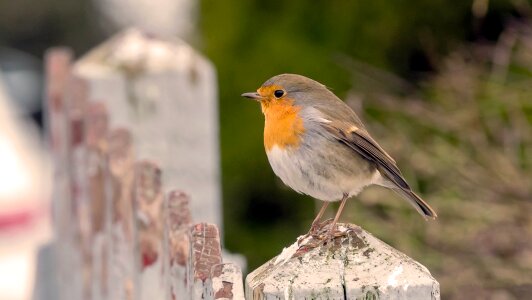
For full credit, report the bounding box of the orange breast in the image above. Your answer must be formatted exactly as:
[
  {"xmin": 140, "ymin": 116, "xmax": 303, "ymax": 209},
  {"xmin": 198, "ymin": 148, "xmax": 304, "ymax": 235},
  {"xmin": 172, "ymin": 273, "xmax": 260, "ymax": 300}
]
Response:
[{"xmin": 262, "ymin": 99, "xmax": 305, "ymax": 151}]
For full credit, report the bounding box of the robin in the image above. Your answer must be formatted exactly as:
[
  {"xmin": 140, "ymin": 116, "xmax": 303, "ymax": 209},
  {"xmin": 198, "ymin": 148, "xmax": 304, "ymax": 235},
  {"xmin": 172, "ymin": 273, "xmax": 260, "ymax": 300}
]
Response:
[{"xmin": 242, "ymin": 74, "xmax": 437, "ymax": 237}]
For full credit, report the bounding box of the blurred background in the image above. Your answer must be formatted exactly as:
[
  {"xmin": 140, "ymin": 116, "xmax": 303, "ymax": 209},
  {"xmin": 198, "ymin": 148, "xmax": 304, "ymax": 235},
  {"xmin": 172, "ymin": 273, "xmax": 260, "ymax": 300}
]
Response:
[{"xmin": 0, "ymin": 0, "xmax": 531, "ymax": 299}]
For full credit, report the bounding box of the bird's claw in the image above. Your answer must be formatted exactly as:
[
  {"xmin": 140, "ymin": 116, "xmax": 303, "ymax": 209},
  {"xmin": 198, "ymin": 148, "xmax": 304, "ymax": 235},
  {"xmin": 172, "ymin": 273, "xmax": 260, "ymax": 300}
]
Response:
[
  {"xmin": 308, "ymin": 218, "xmax": 333, "ymax": 236},
  {"xmin": 298, "ymin": 218, "xmax": 342, "ymax": 249}
]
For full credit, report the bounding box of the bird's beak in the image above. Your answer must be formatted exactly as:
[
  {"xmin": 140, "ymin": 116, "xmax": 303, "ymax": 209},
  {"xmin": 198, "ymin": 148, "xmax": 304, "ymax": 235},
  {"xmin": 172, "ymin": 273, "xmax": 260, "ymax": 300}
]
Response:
[{"xmin": 241, "ymin": 92, "xmax": 263, "ymax": 101}]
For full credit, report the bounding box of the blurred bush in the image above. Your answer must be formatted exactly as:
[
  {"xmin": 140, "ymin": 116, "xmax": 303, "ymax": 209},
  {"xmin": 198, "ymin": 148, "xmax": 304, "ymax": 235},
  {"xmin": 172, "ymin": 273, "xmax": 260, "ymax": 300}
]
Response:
[{"xmin": 342, "ymin": 21, "xmax": 532, "ymax": 299}]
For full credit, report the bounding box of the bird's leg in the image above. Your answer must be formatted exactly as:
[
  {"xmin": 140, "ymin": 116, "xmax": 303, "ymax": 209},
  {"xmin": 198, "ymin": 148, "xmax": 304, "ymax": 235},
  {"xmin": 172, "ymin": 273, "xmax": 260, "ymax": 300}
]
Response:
[
  {"xmin": 327, "ymin": 193, "xmax": 349, "ymax": 238},
  {"xmin": 309, "ymin": 201, "xmax": 329, "ymax": 234}
]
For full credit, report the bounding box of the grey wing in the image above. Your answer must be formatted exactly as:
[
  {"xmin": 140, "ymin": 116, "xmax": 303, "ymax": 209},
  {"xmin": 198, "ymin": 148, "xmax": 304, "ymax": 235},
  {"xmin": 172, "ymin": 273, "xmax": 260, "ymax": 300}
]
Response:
[
  {"xmin": 308, "ymin": 94, "xmax": 407, "ymax": 188},
  {"xmin": 317, "ymin": 117, "xmax": 437, "ymax": 218},
  {"xmin": 323, "ymin": 121, "xmax": 410, "ymax": 190},
  {"xmin": 308, "ymin": 95, "xmax": 437, "ymax": 218}
]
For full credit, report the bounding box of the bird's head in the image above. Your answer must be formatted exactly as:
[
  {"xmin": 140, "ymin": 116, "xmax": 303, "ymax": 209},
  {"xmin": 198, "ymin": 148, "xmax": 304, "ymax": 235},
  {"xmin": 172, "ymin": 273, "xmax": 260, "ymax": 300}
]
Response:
[{"xmin": 242, "ymin": 74, "xmax": 333, "ymax": 113}]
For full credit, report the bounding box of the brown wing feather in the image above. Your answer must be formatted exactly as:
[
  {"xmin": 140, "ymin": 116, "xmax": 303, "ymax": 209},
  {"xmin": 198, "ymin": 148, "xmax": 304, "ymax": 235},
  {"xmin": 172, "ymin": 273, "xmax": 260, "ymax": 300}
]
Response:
[
  {"xmin": 324, "ymin": 122, "xmax": 409, "ymax": 190},
  {"xmin": 322, "ymin": 121, "xmax": 437, "ymax": 219},
  {"xmin": 301, "ymin": 91, "xmax": 436, "ymax": 218}
]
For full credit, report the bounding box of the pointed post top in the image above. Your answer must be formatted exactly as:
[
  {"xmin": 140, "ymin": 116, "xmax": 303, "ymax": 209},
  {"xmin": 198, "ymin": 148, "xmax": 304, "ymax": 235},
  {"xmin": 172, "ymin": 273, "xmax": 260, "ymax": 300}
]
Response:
[
  {"xmin": 246, "ymin": 223, "xmax": 440, "ymax": 300},
  {"xmin": 74, "ymin": 28, "xmax": 211, "ymax": 76}
]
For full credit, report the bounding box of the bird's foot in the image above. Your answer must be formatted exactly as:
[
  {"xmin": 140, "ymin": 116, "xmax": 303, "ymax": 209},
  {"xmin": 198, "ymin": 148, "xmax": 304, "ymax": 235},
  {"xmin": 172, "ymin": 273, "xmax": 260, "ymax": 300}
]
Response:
[
  {"xmin": 308, "ymin": 218, "xmax": 333, "ymax": 237},
  {"xmin": 324, "ymin": 225, "xmax": 345, "ymax": 243},
  {"xmin": 314, "ymin": 221, "xmax": 352, "ymax": 247},
  {"xmin": 299, "ymin": 219, "xmax": 332, "ymax": 242},
  {"xmin": 296, "ymin": 224, "xmax": 359, "ymax": 257},
  {"xmin": 298, "ymin": 218, "xmax": 336, "ymax": 248}
]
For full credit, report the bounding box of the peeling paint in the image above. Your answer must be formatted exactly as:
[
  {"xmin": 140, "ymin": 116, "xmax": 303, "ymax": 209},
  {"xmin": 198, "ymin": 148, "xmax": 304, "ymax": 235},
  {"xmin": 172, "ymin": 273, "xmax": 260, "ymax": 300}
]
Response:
[
  {"xmin": 245, "ymin": 223, "xmax": 439, "ymax": 299},
  {"xmin": 387, "ymin": 265, "xmax": 403, "ymax": 287}
]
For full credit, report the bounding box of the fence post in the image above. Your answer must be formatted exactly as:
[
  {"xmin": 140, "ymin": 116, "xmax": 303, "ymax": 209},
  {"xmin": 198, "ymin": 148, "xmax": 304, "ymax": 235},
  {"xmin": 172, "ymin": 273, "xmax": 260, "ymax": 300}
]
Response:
[
  {"xmin": 107, "ymin": 128, "xmax": 138, "ymax": 300},
  {"xmin": 163, "ymin": 190, "xmax": 192, "ymax": 299},
  {"xmin": 188, "ymin": 223, "xmax": 223, "ymax": 299},
  {"xmin": 64, "ymin": 74, "xmax": 90, "ymax": 300},
  {"xmin": 43, "ymin": 33, "xmax": 242, "ymax": 300},
  {"xmin": 85, "ymin": 102, "xmax": 110, "ymax": 300},
  {"xmin": 73, "ymin": 28, "xmax": 222, "ymax": 233},
  {"xmin": 246, "ymin": 223, "xmax": 440, "ymax": 299},
  {"xmin": 135, "ymin": 161, "xmax": 164, "ymax": 299},
  {"xmin": 207, "ymin": 263, "xmax": 245, "ymax": 300},
  {"xmin": 45, "ymin": 47, "xmax": 77, "ymax": 300}
]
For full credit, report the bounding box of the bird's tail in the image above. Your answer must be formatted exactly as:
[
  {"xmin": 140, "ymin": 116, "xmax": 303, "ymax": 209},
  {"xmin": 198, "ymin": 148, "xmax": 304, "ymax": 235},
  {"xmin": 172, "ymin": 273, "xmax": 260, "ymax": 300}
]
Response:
[{"xmin": 392, "ymin": 187, "xmax": 437, "ymax": 220}]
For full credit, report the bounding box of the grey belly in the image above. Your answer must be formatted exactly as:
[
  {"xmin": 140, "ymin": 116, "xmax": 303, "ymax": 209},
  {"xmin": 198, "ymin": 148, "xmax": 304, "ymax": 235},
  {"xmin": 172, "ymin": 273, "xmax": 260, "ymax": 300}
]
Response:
[{"xmin": 267, "ymin": 133, "xmax": 377, "ymax": 201}]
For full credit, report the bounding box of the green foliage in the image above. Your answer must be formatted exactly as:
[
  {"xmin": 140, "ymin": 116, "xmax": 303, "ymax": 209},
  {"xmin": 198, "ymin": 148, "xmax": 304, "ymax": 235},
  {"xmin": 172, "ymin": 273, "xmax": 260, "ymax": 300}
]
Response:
[{"xmin": 201, "ymin": 1, "xmax": 530, "ymax": 298}]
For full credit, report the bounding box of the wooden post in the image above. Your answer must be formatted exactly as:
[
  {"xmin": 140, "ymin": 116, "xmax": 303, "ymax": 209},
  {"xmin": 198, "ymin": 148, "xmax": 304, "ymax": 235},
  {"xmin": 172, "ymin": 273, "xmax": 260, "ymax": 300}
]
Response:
[
  {"xmin": 188, "ymin": 223, "xmax": 223, "ymax": 299},
  {"xmin": 207, "ymin": 263, "xmax": 245, "ymax": 300},
  {"xmin": 45, "ymin": 47, "xmax": 78, "ymax": 300},
  {"xmin": 73, "ymin": 28, "xmax": 222, "ymax": 233},
  {"xmin": 163, "ymin": 190, "xmax": 192, "ymax": 299},
  {"xmin": 108, "ymin": 128, "xmax": 138, "ymax": 300},
  {"xmin": 64, "ymin": 73, "xmax": 90, "ymax": 300},
  {"xmin": 135, "ymin": 160, "xmax": 165, "ymax": 299},
  {"xmin": 246, "ymin": 223, "xmax": 440, "ymax": 300},
  {"xmin": 85, "ymin": 101, "xmax": 110, "ymax": 300},
  {"xmin": 45, "ymin": 49, "xmax": 73, "ymax": 228},
  {"xmin": 42, "ymin": 37, "xmax": 241, "ymax": 300}
]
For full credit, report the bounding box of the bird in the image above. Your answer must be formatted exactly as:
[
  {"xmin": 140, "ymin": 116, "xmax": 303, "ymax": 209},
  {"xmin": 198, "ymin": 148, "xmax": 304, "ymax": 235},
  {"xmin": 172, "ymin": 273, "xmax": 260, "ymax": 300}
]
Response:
[{"xmin": 242, "ymin": 74, "xmax": 437, "ymax": 237}]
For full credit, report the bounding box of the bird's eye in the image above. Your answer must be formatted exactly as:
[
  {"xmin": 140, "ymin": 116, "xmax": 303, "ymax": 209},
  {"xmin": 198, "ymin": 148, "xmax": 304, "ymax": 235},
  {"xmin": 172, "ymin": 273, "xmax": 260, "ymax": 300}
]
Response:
[{"xmin": 273, "ymin": 90, "xmax": 285, "ymax": 98}]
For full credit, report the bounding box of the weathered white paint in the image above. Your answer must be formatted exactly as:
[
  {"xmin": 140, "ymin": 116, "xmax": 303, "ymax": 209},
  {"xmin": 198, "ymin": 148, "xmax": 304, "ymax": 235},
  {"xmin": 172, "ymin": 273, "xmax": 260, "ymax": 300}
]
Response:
[
  {"xmin": 207, "ymin": 263, "xmax": 245, "ymax": 300},
  {"xmin": 387, "ymin": 265, "xmax": 404, "ymax": 287},
  {"xmin": 73, "ymin": 28, "xmax": 222, "ymax": 235},
  {"xmin": 95, "ymin": 0, "xmax": 197, "ymax": 38},
  {"xmin": 273, "ymin": 241, "xmax": 300, "ymax": 266},
  {"xmin": 246, "ymin": 223, "xmax": 440, "ymax": 300}
]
